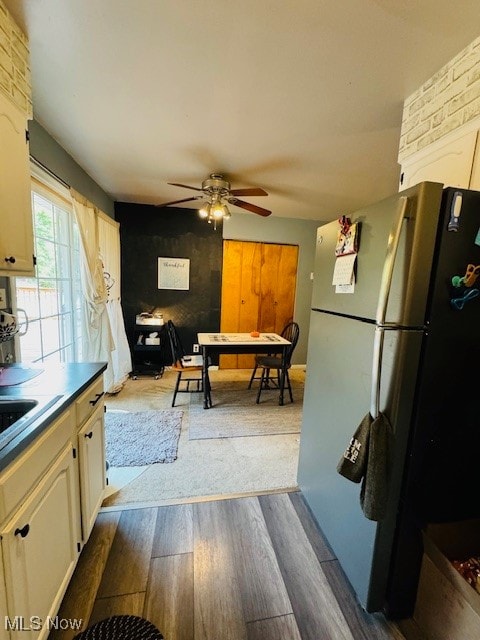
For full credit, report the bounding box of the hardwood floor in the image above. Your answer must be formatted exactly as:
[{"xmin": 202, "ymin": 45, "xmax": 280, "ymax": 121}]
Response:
[{"xmin": 50, "ymin": 492, "xmax": 406, "ymax": 640}]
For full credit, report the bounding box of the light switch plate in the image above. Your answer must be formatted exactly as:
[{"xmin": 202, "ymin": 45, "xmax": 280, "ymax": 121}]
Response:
[{"xmin": 0, "ymin": 288, "xmax": 6, "ymax": 309}]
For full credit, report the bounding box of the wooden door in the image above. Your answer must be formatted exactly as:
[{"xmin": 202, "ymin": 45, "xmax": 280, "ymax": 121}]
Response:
[{"xmin": 220, "ymin": 240, "xmax": 298, "ymax": 368}]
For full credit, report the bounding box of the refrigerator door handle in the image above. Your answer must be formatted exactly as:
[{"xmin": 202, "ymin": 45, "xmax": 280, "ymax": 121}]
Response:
[
  {"xmin": 376, "ymin": 196, "xmax": 409, "ymax": 326},
  {"xmin": 370, "ymin": 326, "xmax": 384, "ymax": 419},
  {"xmin": 371, "ymin": 196, "xmax": 409, "ymax": 418}
]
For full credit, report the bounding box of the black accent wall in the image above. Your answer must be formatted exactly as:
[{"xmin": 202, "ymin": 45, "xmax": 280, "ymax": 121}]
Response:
[{"xmin": 115, "ymin": 203, "xmax": 223, "ymax": 358}]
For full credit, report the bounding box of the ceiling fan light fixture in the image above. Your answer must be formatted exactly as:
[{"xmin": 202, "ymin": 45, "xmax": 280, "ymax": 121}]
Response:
[
  {"xmin": 211, "ymin": 201, "xmax": 225, "ymax": 218},
  {"xmin": 198, "ymin": 202, "xmax": 210, "ymax": 218}
]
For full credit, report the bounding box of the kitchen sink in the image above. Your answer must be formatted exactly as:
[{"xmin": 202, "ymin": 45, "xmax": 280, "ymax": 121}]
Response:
[
  {"xmin": 0, "ymin": 399, "xmax": 39, "ymax": 432},
  {"xmin": 0, "ymin": 395, "xmax": 63, "ymax": 452}
]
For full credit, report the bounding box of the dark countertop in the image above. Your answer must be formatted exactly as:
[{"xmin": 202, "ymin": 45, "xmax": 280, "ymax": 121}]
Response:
[{"xmin": 0, "ymin": 362, "xmax": 107, "ymax": 472}]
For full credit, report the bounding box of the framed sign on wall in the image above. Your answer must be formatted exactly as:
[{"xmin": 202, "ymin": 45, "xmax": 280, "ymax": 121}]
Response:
[{"xmin": 158, "ymin": 257, "xmax": 190, "ymax": 290}]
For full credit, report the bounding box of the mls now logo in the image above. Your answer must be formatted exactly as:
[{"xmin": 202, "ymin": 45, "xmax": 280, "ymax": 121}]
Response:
[{"xmin": 5, "ymin": 616, "xmax": 83, "ymax": 631}]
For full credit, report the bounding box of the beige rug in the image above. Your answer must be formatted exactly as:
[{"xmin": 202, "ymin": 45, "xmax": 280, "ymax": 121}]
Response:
[
  {"xmin": 105, "ymin": 410, "xmax": 183, "ymax": 465},
  {"xmin": 189, "ymin": 381, "xmax": 303, "ymax": 439},
  {"xmin": 102, "ymin": 368, "xmax": 303, "ymax": 507}
]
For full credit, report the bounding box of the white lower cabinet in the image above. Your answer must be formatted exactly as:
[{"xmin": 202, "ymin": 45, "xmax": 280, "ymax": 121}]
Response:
[
  {"xmin": 1, "ymin": 445, "xmax": 80, "ymax": 640},
  {"xmin": 0, "ymin": 374, "xmax": 106, "ymax": 639},
  {"xmin": 77, "ymin": 402, "xmax": 106, "ymax": 541}
]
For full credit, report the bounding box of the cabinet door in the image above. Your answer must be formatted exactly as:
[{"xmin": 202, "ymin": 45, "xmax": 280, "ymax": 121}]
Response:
[
  {"xmin": 0, "ymin": 548, "xmax": 9, "ymax": 640},
  {"xmin": 0, "ymin": 92, "xmax": 34, "ymax": 276},
  {"xmin": 77, "ymin": 403, "xmax": 105, "ymax": 541},
  {"xmin": 399, "ymin": 130, "xmax": 477, "ymax": 190},
  {"xmin": 1, "ymin": 445, "xmax": 80, "ymax": 640}
]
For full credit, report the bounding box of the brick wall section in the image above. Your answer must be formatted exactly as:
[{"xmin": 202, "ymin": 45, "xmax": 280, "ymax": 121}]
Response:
[
  {"xmin": 399, "ymin": 37, "xmax": 480, "ymax": 162},
  {"xmin": 0, "ymin": 0, "xmax": 32, "ymax": 118}
]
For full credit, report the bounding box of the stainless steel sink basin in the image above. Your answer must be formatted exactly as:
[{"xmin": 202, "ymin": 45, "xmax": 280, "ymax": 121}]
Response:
[
  {"xmin": 0, "ymin": 399, "xmax": 39, "ymax": 432},
  {"xmin": 0, "ymin": 395, "xmax": 63, "ymax": 452}
]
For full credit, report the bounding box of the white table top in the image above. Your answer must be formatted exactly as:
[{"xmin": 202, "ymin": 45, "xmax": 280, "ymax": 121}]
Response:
[{"xmin": 197, "ymin": 332, "xmax": 290, "ymax": 346}]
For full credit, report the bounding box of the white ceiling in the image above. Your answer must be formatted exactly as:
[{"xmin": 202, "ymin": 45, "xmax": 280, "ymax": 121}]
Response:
[{"xmin": 4, "ymin": 1, "xmax": 480, "ymax": 220}]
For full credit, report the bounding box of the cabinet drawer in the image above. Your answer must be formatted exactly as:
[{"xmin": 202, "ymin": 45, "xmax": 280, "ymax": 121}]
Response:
[
  {"xmin": 75, "ymin": 376, "xmax": 104, "ymax": 428},
  {"xmin": 0, "ymin": 408, "xmax": 74, "ymax": 524}
]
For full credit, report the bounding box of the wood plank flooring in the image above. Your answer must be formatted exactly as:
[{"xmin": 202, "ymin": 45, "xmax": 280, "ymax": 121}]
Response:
[{"xmin": 49, "ymin": 491, "xmax": 405, "ymax": 640}]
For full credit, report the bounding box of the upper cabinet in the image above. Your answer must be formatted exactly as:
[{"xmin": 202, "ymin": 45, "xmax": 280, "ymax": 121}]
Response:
[
  {"xmin": 399, "ymin": 129, "xmax": 478, "ymax": 192},
  {"xmin": 0, "ymin": 90, "xmax": 34, "ymax": 276}
]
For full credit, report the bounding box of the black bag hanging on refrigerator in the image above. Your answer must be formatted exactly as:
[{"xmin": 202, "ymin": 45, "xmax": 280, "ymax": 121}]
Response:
[
  {"xmin": 337, "ymin": 412, "xmax": 372, "ymax": 483},
  {"xmin": 337, "ymin": 412, "xmax": 393, "ymax": 521},
  {"xmin": 360, "ymin": 412, "xmax": 393, "ymax": 521}
]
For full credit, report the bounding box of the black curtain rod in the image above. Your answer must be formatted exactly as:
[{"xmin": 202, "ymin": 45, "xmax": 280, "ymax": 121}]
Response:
[{"xmin": 30, "ymin": 156, "xmax": 71, "ymax": 190}]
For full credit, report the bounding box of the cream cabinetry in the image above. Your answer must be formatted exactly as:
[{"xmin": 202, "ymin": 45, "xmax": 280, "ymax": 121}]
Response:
[
  {"xmin": 1, "ymin": 446, "xmax": 79, "ymax": 640},
  {"xmin": 0, "ymin": 551, "xmax": 9, "ymax": 640},
  {"xmin": 0, "ymin": 373, "xmax": 106, "ymax": 640},
  {"xmin": 399, "ymin": 129, "xmax": 478, "ymax": 191},
  {"xmin": 469, "ymin": 137, "xmax": 480, "ymax": 190},
  {"xmin": 74, "ymin": 376, "xmax": 105, "ymax": 542},
  {"xmin": 0, "ymin": 91, "xmax": 34, "ymax": 276}
]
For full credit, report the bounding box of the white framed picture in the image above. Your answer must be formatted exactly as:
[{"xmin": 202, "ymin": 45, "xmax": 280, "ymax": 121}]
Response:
[{"xmin": 157, "ymin": 257, "xmax": 190, "ymax": 290}]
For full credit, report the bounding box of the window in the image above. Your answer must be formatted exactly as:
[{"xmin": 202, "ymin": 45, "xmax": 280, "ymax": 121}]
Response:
[{"xmin": 14, "ymin": 169, "xmax": 85, "ymax": 363}]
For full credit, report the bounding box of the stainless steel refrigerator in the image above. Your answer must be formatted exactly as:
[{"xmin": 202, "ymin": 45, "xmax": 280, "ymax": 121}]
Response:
[{"xmin": 297, "ymin": 181, "xmax": 480, "ymax": 617}]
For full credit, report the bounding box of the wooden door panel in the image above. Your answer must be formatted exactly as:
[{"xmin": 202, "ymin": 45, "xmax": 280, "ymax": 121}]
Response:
[
  {"xmin": 220, "ymin": 240, "xmax": 243, "ymax": 368},
  {"xmin": 237, "ymin": 241, "xmax": 261, "ymax": 369},
  {"xmin": 258, "ymin": 243, "xmax": 280, "ymax": 333},
  {"xmin": 274, "ymin": 244, "xmax": 298, "ymax": 333},
  {"xmin": 221, "ymin": 241, "xmax": 261, "ymax": 368},
  {"xmin": 220, "ymin": 240, "xmax": 298, "ymax": 369}
]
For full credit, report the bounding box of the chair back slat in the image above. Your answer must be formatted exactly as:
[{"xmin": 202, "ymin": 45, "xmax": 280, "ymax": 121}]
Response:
[
  {"xmin": 281, "ymin": 321, "xmax": 300, "ymax": 367},
  {"xmin": 167, "ymin": 320, "xmax": 186, "ymax": 367}
]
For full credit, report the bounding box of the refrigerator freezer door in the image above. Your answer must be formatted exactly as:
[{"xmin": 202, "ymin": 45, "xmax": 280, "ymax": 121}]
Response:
[
  {"xmin": 311, "ymin": 182, "xmax": 443, "ymax": 326},
  {"xmin": 298, "ymin": 311, "xmax": 423, "ymax": 611}
]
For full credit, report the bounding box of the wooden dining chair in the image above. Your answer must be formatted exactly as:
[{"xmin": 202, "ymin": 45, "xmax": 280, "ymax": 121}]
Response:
[
  {"xmin": 167, "ymin": 320, "xmax": 211, "ymax": 407},
  {"xmin": 248, "ymin": 322, "xmax": 300, "ymax": 404}
]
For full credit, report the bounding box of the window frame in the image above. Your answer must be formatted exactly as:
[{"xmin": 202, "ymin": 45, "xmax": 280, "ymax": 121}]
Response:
[{"xmin": 13, "ymin": 163, "xmax": 84, "ymax": 364}]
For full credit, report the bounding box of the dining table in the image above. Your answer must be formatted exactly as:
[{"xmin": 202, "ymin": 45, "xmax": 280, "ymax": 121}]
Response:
[{"xmin": 197, "ymin": 332, "xmax": 292, "ymax": 409}]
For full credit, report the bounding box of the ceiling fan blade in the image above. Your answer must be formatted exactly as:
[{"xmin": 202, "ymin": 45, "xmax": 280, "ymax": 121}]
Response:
[
  {"xmin": 156, "ymin": 197, "xmax": 199, "ymax": 207},
  {"xmin": 167, "ymin": 182, "xmax": 203, "ymax": 192},
  {"xmin": 229, "ymin": 187, "xmax": 268, "ymax": 197},
  {"xmin": 228, "ymin": 198, "xmax": 272, "ymax": 217}
]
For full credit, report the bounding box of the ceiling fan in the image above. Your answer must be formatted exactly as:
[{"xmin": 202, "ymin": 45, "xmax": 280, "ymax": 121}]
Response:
[{"xmin": 156, "ymin": 173, "xmax": 272, "ymax": 221}]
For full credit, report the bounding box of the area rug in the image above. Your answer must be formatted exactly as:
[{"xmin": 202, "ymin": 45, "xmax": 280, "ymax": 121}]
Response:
[
  {"xmin": 189, "ymin": 381, "xmax": 303, "ymax": 440},
  {"xmin": 105, "ymin": 410, "xmax": 183, "ymax": 466}
]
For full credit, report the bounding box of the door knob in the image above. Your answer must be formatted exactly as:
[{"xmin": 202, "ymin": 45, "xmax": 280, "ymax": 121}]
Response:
[{"xmin": 4, "ymin": 256, "xmax": 16, "ymax": 264}]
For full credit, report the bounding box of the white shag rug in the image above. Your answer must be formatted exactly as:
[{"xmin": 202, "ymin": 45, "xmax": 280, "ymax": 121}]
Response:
[{"xmin": 105, "ymin": 409, "xmax": 183, "ymax": 466}]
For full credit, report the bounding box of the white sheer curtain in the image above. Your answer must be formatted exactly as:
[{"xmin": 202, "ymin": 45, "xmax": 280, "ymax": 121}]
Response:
[
  {"xmin": 97, "ymin": 212, "xmax": 132, "ymax": 392},
  {"xmin": 71, "ymin": 190, "xmax": 131, "ymax": 393}
]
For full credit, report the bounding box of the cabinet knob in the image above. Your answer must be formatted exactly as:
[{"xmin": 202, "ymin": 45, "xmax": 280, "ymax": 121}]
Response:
[
  {"xmin": 84, "ymin": 431, "xmax": 93, "ymax": 439},
  {"xmin": 4, "ymin": 256, "xmax": 16, "ymax": 264},
  {"xmin": 14, "ymin": 524, "xmax": 30, "ymax": 538}
]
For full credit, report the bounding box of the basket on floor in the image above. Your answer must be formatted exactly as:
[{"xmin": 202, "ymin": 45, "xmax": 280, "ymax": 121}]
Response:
[{"xmin": 74, "ymin": 615, "xmax": 164, "ymax": 640}]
